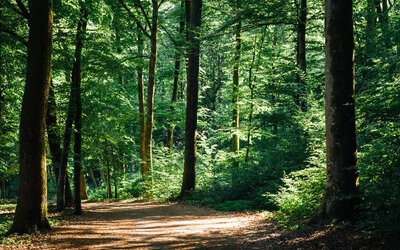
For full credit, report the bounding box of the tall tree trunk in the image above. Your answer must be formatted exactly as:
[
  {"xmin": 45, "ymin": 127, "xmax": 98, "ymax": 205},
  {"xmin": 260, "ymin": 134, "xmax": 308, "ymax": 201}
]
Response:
[
  {"xmin": 321, "ymin": 0, "xmax": 358, "ymax": 221},
  {"xmin": 143, "ymin": 1, "xmax": 159, "ymax": 196},
  {"xmin": 8, "ymin": 0, "xmax": 53, "ymax": 234},
  {"xmin": 167, "ymin": 0, "xmax": 185, "ymax": 150},
  {"xmin": 80, "ymin": 173, "xmax": 88, "ymax": 199},
  {"xmin": 46, "ymin": 81, "xmax": 74, "ymax": 206},
  {"xmin": 181, "ymin": 0, "xmax": 203, "ymax": 197},
  {"xmin": 245, "ymin": 30, "xmax": 266, "ymax": 162},
  {"xmin": 245, "ymin": 37, "xmax": 257, "ymax": 163},
  {"xmin": 136, "ymin": 26, "xmax": 147, "ymax": 181},
  {"xmin": 72, "ymin": 6, "xmax": 88, "ymax": 216},
  {"xmin": 57, "ymin": 73, "xmax": 75, "ymax": 211},
  {"xmin": 231, "ymin": 21, "xmax": 241, "ymax": 153},
  {"xmin": 381, "ymin": 0, "xmax": 391, "ymax": 49},
  {"xmin": 365, "ymin": 0, "xmax": 377, "ymax": 58},
  {"xmin": 295, "ymin": 0, "xmax": 307, "ymax": 111}
]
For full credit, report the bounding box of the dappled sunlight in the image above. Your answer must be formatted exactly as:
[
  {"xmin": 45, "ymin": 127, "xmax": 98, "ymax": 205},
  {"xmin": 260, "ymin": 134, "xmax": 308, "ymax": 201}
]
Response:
[{"xmin": 45, "ymin": 201, "xmax": 268, "ymax": 249}]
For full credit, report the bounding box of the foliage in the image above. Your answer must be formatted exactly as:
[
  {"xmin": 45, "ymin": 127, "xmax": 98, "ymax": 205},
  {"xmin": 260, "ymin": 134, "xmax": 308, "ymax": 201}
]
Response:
[{"xmin": 0, "ymin": 0, "xmax": 399, "ymax": 241}]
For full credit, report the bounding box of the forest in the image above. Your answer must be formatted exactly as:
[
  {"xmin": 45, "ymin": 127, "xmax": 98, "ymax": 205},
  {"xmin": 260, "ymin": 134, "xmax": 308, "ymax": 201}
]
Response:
[{"xmin": 0, "ymin": 0, "xmax": 399, "ymax": 248}]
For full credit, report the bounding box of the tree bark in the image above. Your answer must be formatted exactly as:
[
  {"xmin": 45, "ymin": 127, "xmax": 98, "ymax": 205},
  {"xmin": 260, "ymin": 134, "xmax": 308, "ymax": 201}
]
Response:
[
  {"xmin": 106, "ymin": 155, "xmax": 112, "ymax": 199},
  {"xmin": 112, "ymin": 151, "xmax": 118, "ymax": 199},
  {"xmin": 231, "ymin": 21, "xmax": 241, "ymax": 153},
  {"xmin": 8, "ymin": 0, "xmax": 53, "ymax": 234},
  {"xmin": 321, "ymin": 0, "xmax": 358, "ymax": 221},
  {"xmin": 46, "ymin": 81, "xmax": 74, "ymax": 207},
  {"xmin": 143, "ymin": 0, "xmax": 159, "ymax": 196},
  {"xmin": 80, "ymin": 173, "xmax": 88, "ymax": 199},
  {"xmin": 72, "ymin": 6, "xmax": 88, "ymax": 216},
  {"xmin": 295, "ymin": 0, "xmax": 307, "ymax": 111},
  {"xmin": 136, "ymin": 26, "xmax": 147, "ymax": 182},
  {"xmin": 181, "ymin": 0, "xmax": 203, "ymax": 196},
  {"xmin": 167, "ymin": 0, "xmax": 185, "ymax": 150},
  {"xmin": 245, "ymin": 37, "xmax": 257, "ymax": 163}
]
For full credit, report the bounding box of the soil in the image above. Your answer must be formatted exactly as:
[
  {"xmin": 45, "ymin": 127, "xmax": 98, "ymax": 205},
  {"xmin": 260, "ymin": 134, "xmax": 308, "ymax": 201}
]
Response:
[{"xmin": 0, "ymin": 201, "xmax": 385, "ymax": 249}]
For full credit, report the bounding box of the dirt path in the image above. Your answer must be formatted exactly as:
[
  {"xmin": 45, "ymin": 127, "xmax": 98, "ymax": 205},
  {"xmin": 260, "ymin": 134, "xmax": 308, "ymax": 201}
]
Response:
[{"xmin": 1, "ymin": 201, "xmax": 366, "ymax": 249}]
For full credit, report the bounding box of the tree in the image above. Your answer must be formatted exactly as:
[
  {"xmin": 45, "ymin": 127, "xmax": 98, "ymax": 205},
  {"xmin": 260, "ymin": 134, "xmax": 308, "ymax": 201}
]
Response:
[
  {"xmin": 8, "ymin": 0, "xmax": 53, "ymax": 234},
  {"xmin": 72, "ymin": 5, "xmax": 88, "ymax": 215},
  {"xmin": 136, "ymin": 26, "xmax": 146, "ymax": 184},
  {"xmin": 46, "ymin": 81, "xmax": 74, "ymax": 206},
  {"xmin": 231, "ymin": 20, "xmax": 241, "ymax": 153},
  {"xmin": 57, "ymin": 3, "xmax": 88, "ymax": 212},
  {"xmin": 320, "ymin": 0, "xmax": 358, "ymax": 220},
  {"xmin": 167, "ymin": 0, "xmax": 186, "ymax": 150},
  {"xmin": 118, "ymin": 0, "xmax": 162, "ymax": 196},
  {"xmin": 181, "ymin": 0, "xmax": 203, "ymax": 196},
  {"xmin": 295, "ymin": 0, "xmax": 307, "ymax": 111}
]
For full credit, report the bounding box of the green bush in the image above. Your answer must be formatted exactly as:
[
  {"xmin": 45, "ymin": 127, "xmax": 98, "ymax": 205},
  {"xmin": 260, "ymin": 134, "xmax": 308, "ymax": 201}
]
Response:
[{"xmin": 273, "ymin": 166, "xmax": 325, "ymax": 226}]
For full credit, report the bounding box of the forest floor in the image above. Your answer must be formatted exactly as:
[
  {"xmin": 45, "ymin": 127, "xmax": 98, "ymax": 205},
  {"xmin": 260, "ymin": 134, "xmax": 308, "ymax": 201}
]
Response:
[{"xmin": 0, "ymin": 200, "xmax": 384, "ymax": 249}]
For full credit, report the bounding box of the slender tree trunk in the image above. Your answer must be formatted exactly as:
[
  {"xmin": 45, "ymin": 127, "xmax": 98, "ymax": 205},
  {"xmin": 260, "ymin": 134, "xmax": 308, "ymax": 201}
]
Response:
[
  {"xmin": 80, "ymin": 173, "xmax": 88, "ymax": 199},
  {"xmin": 122, "ymin": 156, "xmax": 126, "ymax": 181},
  {"xmin": 100, "ymin": 165, "xmax": 106, "ymax": 184},
  {"xmin": 365, "ymin": 0, "xmax": 377, "ymax": 58},
  {"xmin": 8, "ymin": 0, "xmax": 53, "ymax": 234},
  {"xmin": 46, "ymin": 81, "xmax": 74, "ymax": 206},
  {"xmin": 181, "ymin": 0, "xmax": 203, "ymax": 197},
  {"xmin": 106, "ymin": 156, "xmax": 112, "ymax": 199},
  {"xmin": 231, "ymin": 21, "xmax": 241, "ymax": 153},
  {"xmin": 72, "ymin": 6, "xmax": 88, "ymax": 216},
  {"xmin": 295, "ymin": 0, "xmax": 307, "ymax": 111},
  {"xmin": 143, "ymin": 1, "xmax": 159, "ymax": 196},
  {"xmin": 89, "ymin": 168, "xmax": 98, "ymax": 190},
  {"xmin": 381, "ymin": 0, "xmax": 391, "ymax": 49},
  {"xmin": 103, "ymin": 143, "xmax": 113, "ymax": 198},
  {"xmin": 321, "ymin": 0, "xmax": 358, "ymax": 221},
  {"xmin": 57, "ymin": 4, "xmax": 87, "ymax": 212},
  {"xmin": 167, "ymin": 0, "xmax": 185, "ymax": 150},
  {"xmin": 245, "ymin": 37, "xmax": 257, "ymax": 163},
  {"xmin": 57, "ymin": 75, "xmax": 75, "ymax": 211},
  {"xmin": 112, "ymin": 152, "xmax": 118, "ymax": 199},
  {"xmin": 136, "ymin": 27, "xmax": 147, "ymax": 181}
]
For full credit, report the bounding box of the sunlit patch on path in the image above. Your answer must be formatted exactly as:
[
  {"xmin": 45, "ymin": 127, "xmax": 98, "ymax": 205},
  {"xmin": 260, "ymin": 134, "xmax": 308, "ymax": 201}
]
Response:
[{"xmin": 42, "ymin": 201, "xmax": 270, "ymax": 249}]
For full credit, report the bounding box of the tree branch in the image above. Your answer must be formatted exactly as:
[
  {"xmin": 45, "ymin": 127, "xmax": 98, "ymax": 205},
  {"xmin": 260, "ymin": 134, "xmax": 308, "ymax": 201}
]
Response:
[
  {"xmin": 134, "ymin": 0, "xmax": 151, "ymax": 28},
  {"xmin": 117, "ymin": 0, "xmax": 151, "ymax": 38},
  {"xmin": 159, "ymin": 23, "xmax": 177, "ymax": 46},
  {"xmin": 0, "ymin": 27, "xmax": 28, "ymax": 46},
  {"xmin": 15, "ymin": 0, "xmax": 30, "ymax": 19}
]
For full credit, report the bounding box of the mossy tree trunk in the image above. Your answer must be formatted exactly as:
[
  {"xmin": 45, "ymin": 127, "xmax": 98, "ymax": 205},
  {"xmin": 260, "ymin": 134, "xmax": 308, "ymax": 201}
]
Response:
[{"xmin": 8, "ymin": 0, "xmax": 53, "ymax": 234}]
